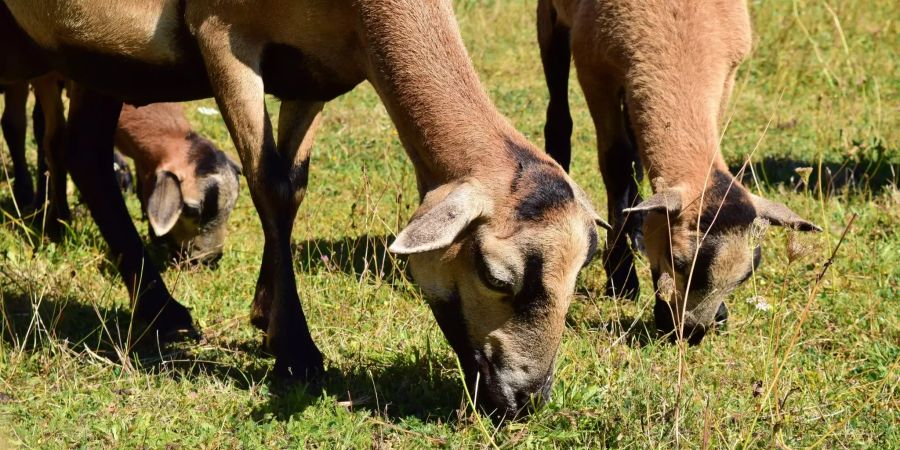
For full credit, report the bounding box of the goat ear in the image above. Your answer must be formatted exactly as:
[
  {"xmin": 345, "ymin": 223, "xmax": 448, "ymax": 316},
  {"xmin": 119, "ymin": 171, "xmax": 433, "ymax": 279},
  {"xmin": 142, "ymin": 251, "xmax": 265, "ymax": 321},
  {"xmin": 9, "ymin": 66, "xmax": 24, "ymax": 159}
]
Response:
[
  {"xmin": 147, "ymin": 170, "xmax": 184, "ymax": 237},
  {"xmin": 623, "ymin": 189, "xmax": 683, "ymax": 215},
  {"xmin": 569, "ymin": 181, "xmax": 612, "ymax": 231},
  {"xmin": 751, "ymin": 194, "xmax": 822, "ymax": 232},
  {"xmin": 225, "ymin": 152, "xmax": 243, "ymax": 175},
  {"xmin": 389, "ymin": 182, "xmax": 489, "ymax": 255}
]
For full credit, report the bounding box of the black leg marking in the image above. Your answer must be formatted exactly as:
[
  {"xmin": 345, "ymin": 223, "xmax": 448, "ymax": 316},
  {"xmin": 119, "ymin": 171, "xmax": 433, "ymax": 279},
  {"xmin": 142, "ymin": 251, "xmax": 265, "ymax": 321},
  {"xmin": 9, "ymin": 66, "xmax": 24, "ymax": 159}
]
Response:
[
  {"xmin": 66, "ymin": 88, "xmax": 196, "ymax": 342},
  {"xmin": 1, "ymin": 84, "xmax": 33, "ymax": 206},
  {"xmin": 538, "ymin": 5, "xmax": 573, "ymax": 171},
  {"xmin": 600, "ymin": 100, "xmax": 643, "ymax": 299}
]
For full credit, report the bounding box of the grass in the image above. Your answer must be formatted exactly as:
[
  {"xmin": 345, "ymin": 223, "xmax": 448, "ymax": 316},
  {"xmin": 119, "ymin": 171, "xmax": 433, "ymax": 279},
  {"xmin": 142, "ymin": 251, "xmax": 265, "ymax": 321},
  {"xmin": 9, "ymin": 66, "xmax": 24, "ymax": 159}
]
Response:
[{"xmin": 0, "ymin": 0, "xmax": 897, "ymax": 447}]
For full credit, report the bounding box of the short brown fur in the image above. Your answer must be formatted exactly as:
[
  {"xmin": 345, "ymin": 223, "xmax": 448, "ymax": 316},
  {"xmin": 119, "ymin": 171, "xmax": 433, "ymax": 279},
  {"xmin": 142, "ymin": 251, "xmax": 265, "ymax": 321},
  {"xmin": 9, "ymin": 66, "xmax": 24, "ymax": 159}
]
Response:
[{"xmin": 538, "ymin": 0, "xmax": 819, "ymax": 343}]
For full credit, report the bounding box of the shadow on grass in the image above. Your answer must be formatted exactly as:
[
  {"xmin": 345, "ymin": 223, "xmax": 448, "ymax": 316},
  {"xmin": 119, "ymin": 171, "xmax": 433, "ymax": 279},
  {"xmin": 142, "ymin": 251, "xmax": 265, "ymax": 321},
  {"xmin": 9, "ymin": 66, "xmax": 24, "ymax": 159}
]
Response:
[
  {"xmin": 0, "ymin": 196, "xmax": 61, "ymax": 240},
  {"xmin": 567, "ymin": 312, "xmax": 655, "ymax": 348},
  {"xmin": 731, "ymin": 142, "xmax": 897, "ymax": 195},
  {"xmin": 0, "ymin": 287, "xmax": 463, "ymax": 424},
  {"xmin": 256, "ymin": 357, "xmax": 462, "ymax": 424},
  {"xmin": 292, "ymin": 234, "xmax": 406, "ymax": 284}
]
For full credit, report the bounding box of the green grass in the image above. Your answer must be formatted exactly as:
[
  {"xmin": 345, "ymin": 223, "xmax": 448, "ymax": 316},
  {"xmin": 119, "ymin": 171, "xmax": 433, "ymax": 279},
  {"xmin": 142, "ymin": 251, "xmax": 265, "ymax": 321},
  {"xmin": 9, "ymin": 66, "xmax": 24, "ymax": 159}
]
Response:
[{"xmin": 1, "ymin": 1, "xmax": 897, "ymax": 447}]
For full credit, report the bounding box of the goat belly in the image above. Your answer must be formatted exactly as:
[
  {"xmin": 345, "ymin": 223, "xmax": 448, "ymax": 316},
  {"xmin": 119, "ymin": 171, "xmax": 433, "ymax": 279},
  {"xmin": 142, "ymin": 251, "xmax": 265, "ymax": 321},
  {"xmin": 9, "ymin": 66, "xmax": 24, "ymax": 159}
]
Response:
[
  {"xmin": 54, "ymin": 45, "xmax": 215, "ymax": 105},
  {"xmin": 260, "ymin": 43, "xmax": 364, "ymax": 102},
  {"xmin": 3, "ymin": 0, "xmax": 213, "ymax": 103}
]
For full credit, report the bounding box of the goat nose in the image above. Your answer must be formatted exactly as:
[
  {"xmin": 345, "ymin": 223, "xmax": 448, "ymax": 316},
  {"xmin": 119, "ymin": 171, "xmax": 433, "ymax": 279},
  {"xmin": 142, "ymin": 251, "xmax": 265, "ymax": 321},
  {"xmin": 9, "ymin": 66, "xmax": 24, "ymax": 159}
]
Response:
[
  {"xmin": 198, "ymin": 251, "xmax": 223, "ymax": 268},
  {"xmin": 508, "ymin": 372, "xmax": 553, "ymax": 420}
]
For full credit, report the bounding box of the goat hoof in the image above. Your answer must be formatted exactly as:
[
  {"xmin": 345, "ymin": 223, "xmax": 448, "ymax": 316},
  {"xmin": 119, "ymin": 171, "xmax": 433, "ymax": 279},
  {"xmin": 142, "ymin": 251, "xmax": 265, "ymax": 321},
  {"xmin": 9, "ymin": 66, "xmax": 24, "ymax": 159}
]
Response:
[
  {"xmin": 157, "ymin": 325, "xmax": 202, "ymax": 344},
  {"xmin": 137, "ymin": 300, "xmax": 198, "ymax": 343},
  {"xmin": 249, "ymin": 313, "xmax": 269, "ymax": 332},
  {"xmin": 12, "ymin": 181, "xmax": 35, "ymax": 209},
  {"xmin": 43, "ymin": 219, "xmax": 64, "ymax": 242},
  {"xmin": 40, "ymin": 207, "xmax": 72, "ymax": 242},
  {"xmin": 273, "ymin": 349, "xmax": 325, "ymax": 382}
]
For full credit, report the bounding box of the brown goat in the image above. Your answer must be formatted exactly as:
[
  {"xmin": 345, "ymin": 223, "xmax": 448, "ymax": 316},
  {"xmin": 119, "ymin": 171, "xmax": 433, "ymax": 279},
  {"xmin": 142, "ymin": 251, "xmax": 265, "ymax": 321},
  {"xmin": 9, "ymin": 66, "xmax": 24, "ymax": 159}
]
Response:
[
  {"xmin": 2, "ymin": 0, "xmax": 608, "ymax": 418},
  {"xmin": 0, "ymin": 83, "xmax": 239, "ymax": 264},
  {"xmin": 115, "ymin": 103, "xmax": 240, "ymax": 265},
  {"xmin": 538, "ymin": 0, "xmax": 820, "ymax": 344}
]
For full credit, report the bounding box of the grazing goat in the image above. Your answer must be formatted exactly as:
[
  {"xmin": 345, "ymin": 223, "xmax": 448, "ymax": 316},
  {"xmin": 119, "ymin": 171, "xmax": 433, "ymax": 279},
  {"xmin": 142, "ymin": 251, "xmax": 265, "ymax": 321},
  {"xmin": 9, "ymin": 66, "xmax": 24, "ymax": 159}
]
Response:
[
  {"xmin": 2, "ymin": 0, "xmax": 608, "ymax": 418},
  {"xmin": 115, "ymin": 103, "xmax": 240, "ymax": 265},
  {"xmin": 537, "ymin": 0, "xmax": 820, "ymax": 344},
  {"xmin": 0, "ymin": 84, "xmax": 238, "ymax": 264}
]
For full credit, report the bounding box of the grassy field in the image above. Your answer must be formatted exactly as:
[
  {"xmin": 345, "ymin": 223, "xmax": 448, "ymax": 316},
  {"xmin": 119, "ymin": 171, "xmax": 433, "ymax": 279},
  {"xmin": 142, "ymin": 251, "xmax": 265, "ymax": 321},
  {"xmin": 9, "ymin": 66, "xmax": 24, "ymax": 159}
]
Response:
[{"xmin": 1, "ymin": 1, "xmax": 897, "ymax": 448}]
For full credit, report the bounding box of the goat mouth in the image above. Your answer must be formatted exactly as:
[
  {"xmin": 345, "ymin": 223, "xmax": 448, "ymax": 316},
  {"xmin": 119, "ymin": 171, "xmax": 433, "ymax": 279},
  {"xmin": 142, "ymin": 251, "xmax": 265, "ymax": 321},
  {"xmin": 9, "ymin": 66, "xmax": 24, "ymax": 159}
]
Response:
[
  {"xmin": 166, "ymin": 244, "xmax": 224, "ymax": 268},
  {"xmin": 654, "ymin": 295, "xmax": 728, "ymax": 345}
]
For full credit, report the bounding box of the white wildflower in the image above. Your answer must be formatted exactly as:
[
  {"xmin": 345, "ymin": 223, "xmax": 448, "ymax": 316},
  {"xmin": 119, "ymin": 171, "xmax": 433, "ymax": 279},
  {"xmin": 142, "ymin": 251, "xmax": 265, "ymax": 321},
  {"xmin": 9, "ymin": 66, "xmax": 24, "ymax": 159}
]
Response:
[
  {"xmin": 197, "ymin": 106, "xmax": 220, "ymax": 116},
  {"xmin": 746, "ymin": 295, "xmax": 771, "ymax": 311}
]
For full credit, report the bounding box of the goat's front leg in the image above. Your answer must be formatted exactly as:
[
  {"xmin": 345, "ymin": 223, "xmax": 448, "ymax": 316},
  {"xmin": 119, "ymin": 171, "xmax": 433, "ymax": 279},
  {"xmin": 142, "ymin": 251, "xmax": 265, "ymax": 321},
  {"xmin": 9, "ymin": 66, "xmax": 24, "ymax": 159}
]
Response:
[
  {"xmin": 1, "ymin": 82, "xmax": 32, "ymax": 207},
  {"xmin": 576, "ymin": 72, "xmax": 643, "ymax": 299},
  {"xmin": 196, "ymin": 29, "xmax": 324, "ymax": 379},
  {"xmin": 65, "ymin": 85, "xmax": 196, "ymax": 340}
]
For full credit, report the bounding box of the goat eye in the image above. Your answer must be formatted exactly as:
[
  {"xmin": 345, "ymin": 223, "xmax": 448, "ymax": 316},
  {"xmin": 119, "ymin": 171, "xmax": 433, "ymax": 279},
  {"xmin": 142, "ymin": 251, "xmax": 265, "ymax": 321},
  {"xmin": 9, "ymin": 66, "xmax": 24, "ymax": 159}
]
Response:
[
  {"xmin": 482, "ymin": 271, "xmax": 514, "ymax": 293},
  {"xmin": 473, "ymin": 242, "xmax": 516, "ymax": 294},
  {"xmin": 182, "ymin": 203, "xmax": 202, "ymax": 219}
]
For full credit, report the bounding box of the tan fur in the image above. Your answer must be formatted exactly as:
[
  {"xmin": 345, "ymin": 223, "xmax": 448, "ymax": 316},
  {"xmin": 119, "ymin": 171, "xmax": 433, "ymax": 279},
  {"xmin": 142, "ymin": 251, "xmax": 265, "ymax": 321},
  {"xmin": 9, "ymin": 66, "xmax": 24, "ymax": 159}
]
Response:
[
  {"xmin": 116, "ymin": 104, "xmax": 193, "ymax": 172},
  {"xmin": 552, "ymin": 0, "xmax": 751, "ymax": 187},
  {"xmin": 4, "ymin": 1, "xmax": 183, "ymax": 63}
]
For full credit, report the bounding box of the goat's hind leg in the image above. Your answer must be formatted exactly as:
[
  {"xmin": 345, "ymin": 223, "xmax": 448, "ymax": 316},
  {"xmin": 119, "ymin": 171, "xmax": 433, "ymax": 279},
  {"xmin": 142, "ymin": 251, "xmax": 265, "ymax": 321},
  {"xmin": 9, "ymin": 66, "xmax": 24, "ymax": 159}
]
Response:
[
  {"xmin": 1, "ymin": 82, "xmax": 33, "ymax": 207},
  {"xmin": 65, "ymin": 85, "xmax": 196, "ymax": 341},
  {"xmin": 196, "ymin": 30, "xmax": 324, "ymax": 379},
  {"xmin": 32, "ymin": 75, "xmax": 70, "ymax": 235},
  {"xmin": 537, "ymin": 0, "xmax": 574, "ymax": 171}
]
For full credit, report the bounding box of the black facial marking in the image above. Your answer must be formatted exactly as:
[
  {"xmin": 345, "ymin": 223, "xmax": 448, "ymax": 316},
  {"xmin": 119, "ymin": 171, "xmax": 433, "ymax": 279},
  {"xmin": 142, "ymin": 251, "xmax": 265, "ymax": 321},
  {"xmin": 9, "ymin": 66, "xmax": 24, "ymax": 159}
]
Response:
[
  {"xmin": 513, "ymin": 253, "xmax": 550, "ymax": 316},
  {"xmin": 686, "ymin": 241, "xmax": 717, "ymax": 290},
  {"xmin": 200, "ymin": 183, "xmax": 220, "ymax": 225},
  {"xmin": 506, "ymin": 139, "xmax": 575, "ymax": 221},
  {"xmin": 698, "ymin": 170, "xmax": 756, "ymax": 234},
  {"xmin": 516, "ymin": 171, "xmax": 574, "ymax": 222},
  {"xmin": 189, "ymin": 133, "xmax": 225, "ymax": 177},
  {"xmin": 507, "ymin": 138, "xmax": 555, "ymax": 191},
  {"xmin": 429, "ymin": 291, "xmax": 478, "ymax": 382}
]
